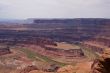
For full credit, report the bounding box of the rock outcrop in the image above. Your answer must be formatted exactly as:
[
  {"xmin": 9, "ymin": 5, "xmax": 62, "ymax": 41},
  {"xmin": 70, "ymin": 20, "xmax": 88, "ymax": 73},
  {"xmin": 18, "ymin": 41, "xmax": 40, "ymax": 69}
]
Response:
[
  {"xmin": 91, "ymin": 49, "xmax": 110, "ymax": 73},
  {"xmin": 20, "ymin": 65, "xmax": 38, "ymax": 73}
]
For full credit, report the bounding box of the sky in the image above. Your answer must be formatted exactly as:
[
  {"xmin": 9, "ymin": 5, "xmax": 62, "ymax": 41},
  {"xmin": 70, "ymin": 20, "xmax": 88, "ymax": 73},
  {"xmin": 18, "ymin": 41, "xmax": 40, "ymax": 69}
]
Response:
[{"xmin": 0, "ymin": 0, "xmax": 110, "ymax": 19}]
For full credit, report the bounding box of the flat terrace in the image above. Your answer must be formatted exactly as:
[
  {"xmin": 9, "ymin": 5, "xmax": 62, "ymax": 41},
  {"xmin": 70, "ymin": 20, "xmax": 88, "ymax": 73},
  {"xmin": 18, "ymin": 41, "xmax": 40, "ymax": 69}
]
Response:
[{"xmin": 45, "ymin": 42, "xmax": 80, "ymax": 50}]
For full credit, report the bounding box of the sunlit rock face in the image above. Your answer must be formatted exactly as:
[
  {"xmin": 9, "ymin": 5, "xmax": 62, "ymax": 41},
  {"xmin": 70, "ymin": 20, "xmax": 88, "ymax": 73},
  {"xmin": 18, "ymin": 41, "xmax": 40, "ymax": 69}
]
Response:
[{"xmin": 91, "ymin": 49, "xmax": 110, "ymax": 73}]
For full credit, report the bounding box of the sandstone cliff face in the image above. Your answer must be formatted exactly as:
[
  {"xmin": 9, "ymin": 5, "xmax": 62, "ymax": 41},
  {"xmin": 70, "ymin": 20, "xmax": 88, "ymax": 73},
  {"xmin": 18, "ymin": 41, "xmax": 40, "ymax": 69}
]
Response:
[
  {"xmin": 44, "ymin": 46, "xmax": 84, "ymax": 58},
  {"xmin": 91, "ymin": 49, "xmax": 110, "ymax": 73}
]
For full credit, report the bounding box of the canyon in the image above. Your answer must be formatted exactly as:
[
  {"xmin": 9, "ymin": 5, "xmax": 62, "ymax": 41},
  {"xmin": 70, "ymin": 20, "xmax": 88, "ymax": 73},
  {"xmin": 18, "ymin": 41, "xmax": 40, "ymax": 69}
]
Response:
[{"xmin": 0, "ymin": 18, "xmax": 110, "ymax": 73}]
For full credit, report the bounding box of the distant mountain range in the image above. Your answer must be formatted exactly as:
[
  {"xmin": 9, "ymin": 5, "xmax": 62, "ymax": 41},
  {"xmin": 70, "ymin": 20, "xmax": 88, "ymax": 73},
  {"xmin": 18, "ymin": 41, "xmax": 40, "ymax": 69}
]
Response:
[
  {"xmin": 0, "ymin": 18, "xmax": 110, "ymax": 25},
  {"xmin": 33, "ymin": 18, "xmax": 110, "ymax": 25},
  {"xmin": 0, "ymin": 18, "xmax": 33, "ymax": 24}
]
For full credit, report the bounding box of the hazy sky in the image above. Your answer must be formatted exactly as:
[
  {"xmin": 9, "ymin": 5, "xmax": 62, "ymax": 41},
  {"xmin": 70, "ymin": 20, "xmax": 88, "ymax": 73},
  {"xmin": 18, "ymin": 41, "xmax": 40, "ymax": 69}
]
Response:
[{"xmin": 0, "ymin": 0, "xmax": 110, "ymax": 19}]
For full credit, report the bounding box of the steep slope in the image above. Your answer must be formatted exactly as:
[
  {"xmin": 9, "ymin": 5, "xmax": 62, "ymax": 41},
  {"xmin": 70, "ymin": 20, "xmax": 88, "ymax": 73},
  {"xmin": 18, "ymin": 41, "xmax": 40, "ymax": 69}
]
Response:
[{"xmin": 91, "ymin": 49, "xmax": 110, "ymax": 73}]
